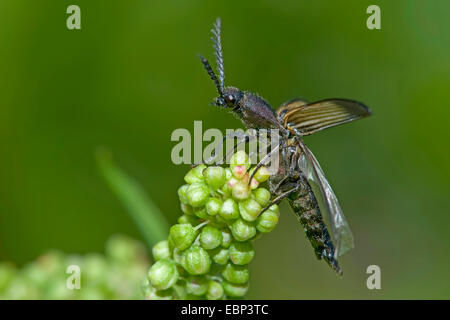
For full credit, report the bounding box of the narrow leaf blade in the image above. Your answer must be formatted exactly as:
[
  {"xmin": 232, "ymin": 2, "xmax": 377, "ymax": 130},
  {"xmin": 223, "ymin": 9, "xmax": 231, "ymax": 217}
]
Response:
[{"xmin": 96, "ymin": 149, "xmax": 169, "ymax": 248}]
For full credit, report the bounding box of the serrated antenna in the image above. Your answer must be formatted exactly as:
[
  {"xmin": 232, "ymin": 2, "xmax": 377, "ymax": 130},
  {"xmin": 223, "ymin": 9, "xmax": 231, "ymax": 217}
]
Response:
[
  {"xmin": 211, "ymin": 17, "xmax": 225, "ymax": 93},
  {"xmin": 199, "ymin": 54, "xmax": 222, "ymax": 95}
]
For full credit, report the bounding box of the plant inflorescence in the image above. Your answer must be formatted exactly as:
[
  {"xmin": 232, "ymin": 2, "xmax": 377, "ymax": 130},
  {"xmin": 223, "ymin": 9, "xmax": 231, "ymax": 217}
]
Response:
[
  {"xmin": 0, "ymin": 235, "xmax": 149, "ymax": 299},
  {"xmin": 144, "ymin": 151, "xmax": 279, "ymax": 300}
]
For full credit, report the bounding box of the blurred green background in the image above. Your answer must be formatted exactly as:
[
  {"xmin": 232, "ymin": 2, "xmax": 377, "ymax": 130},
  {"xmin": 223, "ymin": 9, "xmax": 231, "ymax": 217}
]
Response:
[{"xmin": 0, "ymin": 0, "xmax": 449, "ymax": 299}]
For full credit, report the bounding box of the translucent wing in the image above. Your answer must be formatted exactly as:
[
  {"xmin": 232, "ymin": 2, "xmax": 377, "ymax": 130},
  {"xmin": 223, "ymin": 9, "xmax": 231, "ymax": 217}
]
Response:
[
  {"xmin": 297, "ymin": 139, "xmax": 355, "ymax": 257},
  {"xmin": 279, "ymin": 98, "xmax": 371, "ymax": 136}
]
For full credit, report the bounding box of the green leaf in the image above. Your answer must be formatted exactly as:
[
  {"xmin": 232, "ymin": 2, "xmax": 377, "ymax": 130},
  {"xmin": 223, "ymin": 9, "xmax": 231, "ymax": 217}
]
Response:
[{"xmin": 96, "ymin": 148, "xmax": 169, "ymax": 247}]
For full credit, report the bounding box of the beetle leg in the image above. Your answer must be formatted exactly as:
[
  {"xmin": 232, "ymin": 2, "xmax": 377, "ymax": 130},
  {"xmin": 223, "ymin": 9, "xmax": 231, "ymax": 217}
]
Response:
[
  {"xmin": 248, "ymin": 143, "xmax": 280, "ymax": 185},
  {"xmin": 260, "ymin": 184, "xmax": 300, "ymax": 215}
]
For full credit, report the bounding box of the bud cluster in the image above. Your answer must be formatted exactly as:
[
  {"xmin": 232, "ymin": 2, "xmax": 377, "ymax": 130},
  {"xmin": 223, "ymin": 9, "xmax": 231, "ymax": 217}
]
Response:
[
  {"xmin": 0, "ymin": 235, "xmax": 149, "ymax": 299},
  {"xmin": 144, "ymin": 151, "xmax": 279, "ymax": 299}
]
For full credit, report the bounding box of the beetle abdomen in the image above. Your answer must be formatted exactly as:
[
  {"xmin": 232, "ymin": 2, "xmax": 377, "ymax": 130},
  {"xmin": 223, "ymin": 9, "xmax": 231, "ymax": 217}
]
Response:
[{"xmin": 288, "ymin": 179, "xmax": 342, "ymax": 275}]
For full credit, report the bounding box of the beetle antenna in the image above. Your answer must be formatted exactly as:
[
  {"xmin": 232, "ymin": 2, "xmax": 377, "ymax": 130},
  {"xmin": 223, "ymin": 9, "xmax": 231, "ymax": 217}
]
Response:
[
  {"xmin": 211, "ymin": 17, "xmax": 225, "ymax": 93},
  {"xmin": 198, "ymin": 55, "xmax": 222, "ymax": 95}
]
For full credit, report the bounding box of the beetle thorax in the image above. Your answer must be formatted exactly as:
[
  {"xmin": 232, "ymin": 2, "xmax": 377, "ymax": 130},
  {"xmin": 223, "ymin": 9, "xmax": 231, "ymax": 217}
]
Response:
[{"xmin": 234, "ymin": 91, "xmax": 281, "ymax": 129}]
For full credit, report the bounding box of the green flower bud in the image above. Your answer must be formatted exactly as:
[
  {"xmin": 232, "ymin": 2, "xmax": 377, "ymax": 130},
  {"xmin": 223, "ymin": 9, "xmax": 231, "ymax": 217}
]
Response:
[
  {"xmin": 184, "ymin": 164, "xmax": 206, "ymax": 184},
  {"xmin": 200, "ymin": 226, "xmax": 223, "ymax": 250},
  {"xmin": 239, "ymin": 199, "xmax": 262, "ymax": 222},
  {"xmin": 183, "ymin": 245, "xmax": 211, "ymax": 275},
  {"xmin": 172, "ymin": 248, "xmax": 185, "ymax": 266},
  {"xmin": 169, "ymin": 224, "xmax": 197, "ymax": 250},
  {"xmin": 230, "ymin": 150, "xmax": 251, "ymax": 170},
  {"xmin": 252, "ymin": 188, "xmax": 271, "ymax": 207},
  {"xmin": 222, "ymin": 281, "xmax": 249, "ymax": 298},
  {"xmin": 231, "ymin": 165, "xmax": 247, "ymax": 179},
  {"xmin": 172, "ymin": 283, "xmax": 187, "ymax": 300},
  {"xmin": 177, "ymin": 214, "xmax": 199, "ymax": 226},
  {"xmin": 83, "ymin": 253, "xmax": 108, "ymax": 282},
  {"xmin": 249, "ymin": 176, "xmax": 259, "ymax": 190},
  {"xmin": 186, "ymin": 183, "xmax": 210, "ymax": 208},
  {"xmin": 180, "ymin": 203, "xmax": 194, "ymax": 215},
  {"xmin": 206, "ymin": 280, "xmax": 224, "ymax": 300},
  {"xmin": 178, "ymin": 184, "xmax": 190, "ymax": 205},
  {"xmin": 203, "ymin": 166, "xmax": 226, "ymax": 190},
  {"xmin": 225, "ymin": 177, "xmax": 239, "ymax": 190},
  {"xmin": 105, "ymin": 235, "xmax": 145, "ymax": 264},
  {"xmin": 185, "ymin": 276, "xmax": 208, "ymax": 296},
  {"xmin": 231, "ymin": 180, "xmax": 251, "ymax": 200},
  {"xmin": 219, "ymin": 198, "xmax": 239, "ymax": 220},
  {"xmin": 223, "ymin": 177, "xmax": 241, "ymax": 198},
  {"xmin": 148, "ymin": 259, "xmax": 179, "ymax": 290},
  {"xmin": 193, "ymin": 207, "xmax": 208, "ymax": 219},
  {"xmin": 205, "ymin": 198, "xmax": 222, "ymax": 216},
  {"xmin": 230, "ymin": 219, "xmax": 257, "ymax": 241},
  {"xmin": 209, "ymin": 215, "xmax": 228, "ymax": 228},
  {"xmin": 220, "ymin": 183, "xmax": 232, "ymax": 198},
  {"xmin": 252, "ymin": 166, "xmax": 271, "ymax": 182},
  {"xmin": 222, "ymin": 263, "xmax": 249, "ymax": 284},
  {"xmin": 152, "ymin": 240, "xmax": 171, "ymax": 261},
  {"xmin": 256, "ymin": 210, "xmax": 279, "ymax": 233},
  {"xmin": 268, "ymin": 204, "xmax": 280, "ymax": 217},
  {"xmin": 211, "ymin": 247, "xmax": 229, "ymax": 265},
  {"xmin": 143, "ymin": 285, "xmax": 174, "ymax": 300},
  {"xmin": 229, "ymin": 242, "xmax": 255, "ymax": 265},
  {"xmin": 225, "ymin": 168, "xmax": 232, "ymax": 180},
  {"xmin": 221, "ymin": 229, "xmax": 232, "ymax": 248}
]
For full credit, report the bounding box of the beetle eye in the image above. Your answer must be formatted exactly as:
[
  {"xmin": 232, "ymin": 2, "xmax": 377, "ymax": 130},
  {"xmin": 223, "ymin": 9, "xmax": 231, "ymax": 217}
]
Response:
[{"xmin": 225, "ymin": 94, "xmax": 236, "ymax": 104}]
